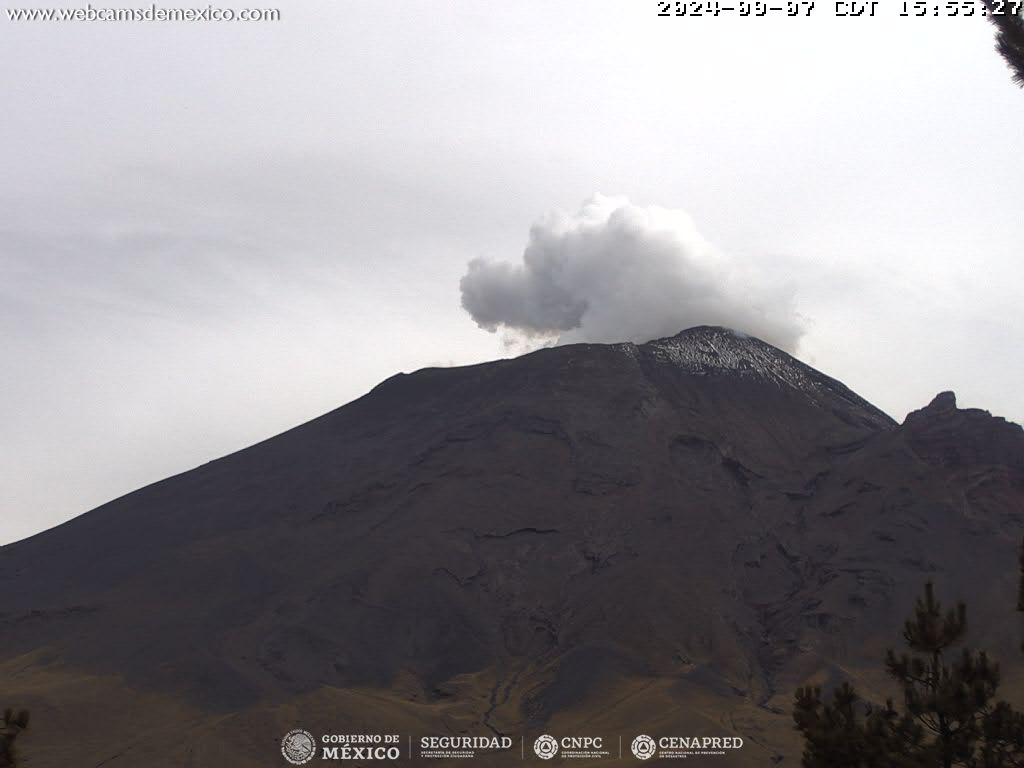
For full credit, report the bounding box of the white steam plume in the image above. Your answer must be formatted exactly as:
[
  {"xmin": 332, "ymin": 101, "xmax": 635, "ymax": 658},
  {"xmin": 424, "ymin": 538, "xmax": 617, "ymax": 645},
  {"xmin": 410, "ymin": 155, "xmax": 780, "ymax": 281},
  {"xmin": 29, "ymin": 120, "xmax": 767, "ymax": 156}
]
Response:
[{"xmin": 460, "ymin": 194, "xmax": 805, "ymax": 352}]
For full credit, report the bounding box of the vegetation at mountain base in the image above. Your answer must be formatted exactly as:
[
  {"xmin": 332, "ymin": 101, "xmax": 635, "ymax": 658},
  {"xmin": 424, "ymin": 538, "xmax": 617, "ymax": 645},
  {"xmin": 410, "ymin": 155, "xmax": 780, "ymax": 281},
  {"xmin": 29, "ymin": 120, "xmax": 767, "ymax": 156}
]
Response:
[
  {"xmin": 795, "ymin": 538, "xmax": 1024, "ymax": 767},
  {"xmin": 0, "ymin": 708, "xmax": 29, "ymax": 768}
]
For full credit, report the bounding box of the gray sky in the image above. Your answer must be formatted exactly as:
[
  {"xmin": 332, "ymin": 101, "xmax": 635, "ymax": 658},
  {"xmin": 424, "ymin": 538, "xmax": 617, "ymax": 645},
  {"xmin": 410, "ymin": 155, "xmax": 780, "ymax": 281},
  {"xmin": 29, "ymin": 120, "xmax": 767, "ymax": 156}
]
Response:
[{"xmin": 2, "ymin": 1, "xmax": 1023, "ymax": 544}]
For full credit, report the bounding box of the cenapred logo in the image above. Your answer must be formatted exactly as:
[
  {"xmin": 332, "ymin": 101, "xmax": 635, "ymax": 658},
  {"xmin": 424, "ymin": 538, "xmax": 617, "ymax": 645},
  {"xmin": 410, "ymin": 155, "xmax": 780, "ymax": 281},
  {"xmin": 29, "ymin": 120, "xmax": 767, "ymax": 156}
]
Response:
[
  {"xmin": 281, "ymin": 729, "xmax": 316, "ymax": 765},
  {"xmin": 631, "ymin": 733, "xmax": 744, "ymax": 760},
  {"xmin": 631, "ymin": 734, "xmax": 657, "ymax": 760},
  {"xmin": 534, "ymin": 734, "xmax": 559, "ymax": 760}
]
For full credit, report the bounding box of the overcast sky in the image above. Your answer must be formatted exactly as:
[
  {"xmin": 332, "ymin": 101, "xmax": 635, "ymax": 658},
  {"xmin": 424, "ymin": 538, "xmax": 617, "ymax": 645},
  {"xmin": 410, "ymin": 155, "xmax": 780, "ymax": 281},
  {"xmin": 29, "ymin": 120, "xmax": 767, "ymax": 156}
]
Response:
[{"xmin": 2, "ymin": 1, "xmax": 1022, "ymax": 544}]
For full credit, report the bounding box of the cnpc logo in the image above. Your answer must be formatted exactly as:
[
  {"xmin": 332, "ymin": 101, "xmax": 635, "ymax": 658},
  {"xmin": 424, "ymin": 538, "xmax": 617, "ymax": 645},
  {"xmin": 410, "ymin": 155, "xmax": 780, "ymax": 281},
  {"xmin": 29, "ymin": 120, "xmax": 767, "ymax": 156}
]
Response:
[
  {"xmin": 533, "ymin": 735, "xmax": 558, "ymax": 760},
  {"xmin": 533, "ymin": 734, "xmax": 604, "ymax": 759}
]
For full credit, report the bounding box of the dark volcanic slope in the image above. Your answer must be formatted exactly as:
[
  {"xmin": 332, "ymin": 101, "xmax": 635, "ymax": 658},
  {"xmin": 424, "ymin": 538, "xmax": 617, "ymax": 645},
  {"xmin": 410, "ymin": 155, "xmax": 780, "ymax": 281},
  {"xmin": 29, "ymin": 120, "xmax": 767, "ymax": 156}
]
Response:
[{"xmin": 1, "ymin": 326, "xmax": 1022, "ymax": 765}]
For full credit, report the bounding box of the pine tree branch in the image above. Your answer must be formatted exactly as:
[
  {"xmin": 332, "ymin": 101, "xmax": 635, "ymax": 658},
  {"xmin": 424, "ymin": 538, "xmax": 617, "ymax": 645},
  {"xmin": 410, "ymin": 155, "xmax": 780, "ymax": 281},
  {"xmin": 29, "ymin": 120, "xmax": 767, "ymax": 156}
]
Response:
[{"xmin": 981, "ymin": 0, "xmax": 1024, "ymax": 87}]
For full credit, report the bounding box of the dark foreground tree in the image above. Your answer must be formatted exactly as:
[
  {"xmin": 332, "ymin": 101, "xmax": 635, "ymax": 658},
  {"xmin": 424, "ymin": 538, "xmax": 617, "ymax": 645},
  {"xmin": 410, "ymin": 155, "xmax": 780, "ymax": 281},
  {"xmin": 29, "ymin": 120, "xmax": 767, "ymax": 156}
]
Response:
[
  {"xmin": 794, "ymin": 682, "xmax": 932, "ymax": 767},
  {"xmin": 885, "ymin": 582, "xmax": 999, "ymax": 766},
  {"xmin": 795, "ymin": 577, "xmax": 1024, "ymax": 767},
  {"xmin": 982, "ymin": 0, "xmax": 1024, "ymax": 86},
  {"xmin": 979, "ymin": 539, "xmax": 1024, "ymax": 767},
  {"xmin": 0, "ymin": 709, "xmax": 29, "ymax": 768}
]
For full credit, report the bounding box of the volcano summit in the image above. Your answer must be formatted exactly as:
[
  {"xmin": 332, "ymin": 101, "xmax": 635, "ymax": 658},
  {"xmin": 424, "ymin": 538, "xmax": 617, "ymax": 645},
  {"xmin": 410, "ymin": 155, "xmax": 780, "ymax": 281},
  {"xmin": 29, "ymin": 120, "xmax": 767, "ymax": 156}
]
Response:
[{"xmin": 1, "ymin": 326, "xmax": 1022, "ymax": 766}]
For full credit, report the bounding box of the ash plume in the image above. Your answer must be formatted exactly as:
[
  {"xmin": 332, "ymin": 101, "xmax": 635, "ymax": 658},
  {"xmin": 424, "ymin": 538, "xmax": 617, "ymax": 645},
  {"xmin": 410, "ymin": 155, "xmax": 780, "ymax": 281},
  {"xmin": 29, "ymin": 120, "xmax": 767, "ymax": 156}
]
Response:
[{"xmin": 460, "ymin": 194, "xmax": 806, "ymax": 352}]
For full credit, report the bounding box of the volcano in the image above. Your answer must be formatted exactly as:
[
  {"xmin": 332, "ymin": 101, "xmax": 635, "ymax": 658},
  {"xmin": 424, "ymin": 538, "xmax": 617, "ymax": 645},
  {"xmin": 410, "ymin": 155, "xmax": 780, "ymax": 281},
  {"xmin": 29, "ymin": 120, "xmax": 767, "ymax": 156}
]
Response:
[{"xmin": 2, "ymin": 326, "xmax": 1022, "ymax": 766}]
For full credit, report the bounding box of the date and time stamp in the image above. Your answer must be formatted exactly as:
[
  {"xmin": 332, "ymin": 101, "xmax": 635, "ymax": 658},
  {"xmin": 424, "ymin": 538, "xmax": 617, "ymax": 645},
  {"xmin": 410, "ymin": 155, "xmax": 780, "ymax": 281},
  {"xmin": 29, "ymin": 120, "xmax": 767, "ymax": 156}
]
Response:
[{"xmin": 656, "ymin": 1, "xmax": 1022, "ymax": 17}]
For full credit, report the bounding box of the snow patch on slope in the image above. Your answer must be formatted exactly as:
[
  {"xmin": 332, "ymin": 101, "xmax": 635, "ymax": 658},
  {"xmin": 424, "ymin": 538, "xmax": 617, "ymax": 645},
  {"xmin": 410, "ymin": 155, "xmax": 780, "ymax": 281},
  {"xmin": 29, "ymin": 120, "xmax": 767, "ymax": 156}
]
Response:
[{"xmin": 637, "ymin": 326, "xmax": 893, "ymax": 426}]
